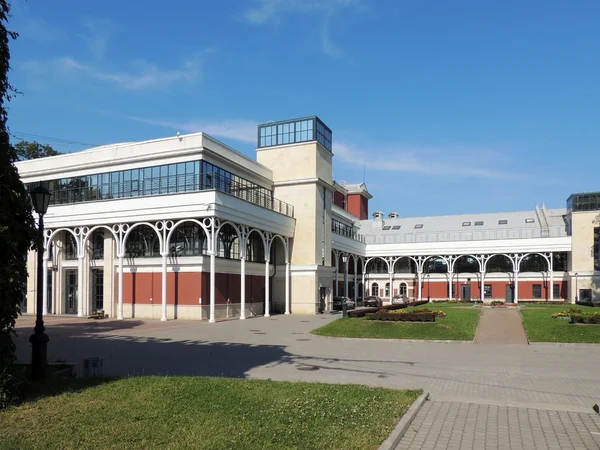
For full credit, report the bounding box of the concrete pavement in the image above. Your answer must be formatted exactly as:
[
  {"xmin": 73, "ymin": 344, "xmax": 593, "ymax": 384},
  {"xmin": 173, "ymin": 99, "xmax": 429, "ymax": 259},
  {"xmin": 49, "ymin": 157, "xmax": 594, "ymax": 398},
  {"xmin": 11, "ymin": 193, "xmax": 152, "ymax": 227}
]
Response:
[{"xmin": 14, "ymin": 313, "xmax": 600, "ymax": 449}]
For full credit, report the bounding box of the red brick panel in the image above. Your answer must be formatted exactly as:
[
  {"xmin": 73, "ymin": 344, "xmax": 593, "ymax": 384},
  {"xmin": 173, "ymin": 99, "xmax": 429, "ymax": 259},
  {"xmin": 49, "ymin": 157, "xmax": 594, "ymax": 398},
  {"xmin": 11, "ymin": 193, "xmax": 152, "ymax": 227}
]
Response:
[
  {"xmin": 333, "ymin": 191, "xmax": 346, "ymax": 209},
  {"xmin": 347, "ymin": 194, "xmax": 368, "ymax": 220}
]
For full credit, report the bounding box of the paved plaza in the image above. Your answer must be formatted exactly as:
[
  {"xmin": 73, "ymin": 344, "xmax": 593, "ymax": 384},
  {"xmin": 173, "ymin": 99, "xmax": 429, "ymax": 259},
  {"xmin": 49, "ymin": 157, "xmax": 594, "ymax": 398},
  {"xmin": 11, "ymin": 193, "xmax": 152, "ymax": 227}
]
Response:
[{"xmin": 14, "ymin": 313, "xmax": 600, "ymax": 449}]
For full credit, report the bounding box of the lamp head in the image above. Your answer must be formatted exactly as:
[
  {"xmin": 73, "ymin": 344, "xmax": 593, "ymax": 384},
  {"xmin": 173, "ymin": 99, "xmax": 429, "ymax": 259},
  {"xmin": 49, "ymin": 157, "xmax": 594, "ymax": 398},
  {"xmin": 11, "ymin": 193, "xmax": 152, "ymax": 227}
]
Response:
[{"xmin": 30, "ymin": 184, "xmax": 52, "ymax": 215}]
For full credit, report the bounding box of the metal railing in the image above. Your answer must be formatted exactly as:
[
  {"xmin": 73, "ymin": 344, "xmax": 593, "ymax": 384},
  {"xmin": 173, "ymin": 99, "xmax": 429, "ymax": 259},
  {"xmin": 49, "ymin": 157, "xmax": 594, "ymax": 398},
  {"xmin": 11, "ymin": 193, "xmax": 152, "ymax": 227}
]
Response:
[
  {"xmin": 332, "ymin": 219, "xmax": 365, "ymax": 243},
  {"xmin": 44, "ymin": 172, "xmax": 294, "ymax": 217},
  {"xmin": 364, "ymin": 225, "xmax": 569, "ymax": 245}
]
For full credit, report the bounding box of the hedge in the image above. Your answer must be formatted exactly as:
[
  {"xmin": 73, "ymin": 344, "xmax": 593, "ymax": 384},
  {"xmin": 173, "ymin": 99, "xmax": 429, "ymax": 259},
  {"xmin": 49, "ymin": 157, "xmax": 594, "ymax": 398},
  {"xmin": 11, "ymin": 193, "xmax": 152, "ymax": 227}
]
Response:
[
  {"xmin": 375, "ymin": 312, "xmax": 436, "ymax": 322},
  {"xmin": 570, "ymin": 315, "xmax": 600, "ymax": 325}
]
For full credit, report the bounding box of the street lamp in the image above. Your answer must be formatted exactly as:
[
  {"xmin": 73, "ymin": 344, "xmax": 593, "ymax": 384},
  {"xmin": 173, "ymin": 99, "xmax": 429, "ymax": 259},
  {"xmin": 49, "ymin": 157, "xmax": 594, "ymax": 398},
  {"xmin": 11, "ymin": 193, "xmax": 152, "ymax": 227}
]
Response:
[
  {"xmin": 342, "ymin": 255, "xmax": 349, "ymax": 318},
  {"xmin": 29, "ymin": 184, "xmax": 51, "ymax": 381},
  {"xmin": 426, "ymin": 273, "xmax": 431, "ymax": 302},
  {"xmin": 575, "ymin": 272, "xmax": 579, "ymax": 303}
]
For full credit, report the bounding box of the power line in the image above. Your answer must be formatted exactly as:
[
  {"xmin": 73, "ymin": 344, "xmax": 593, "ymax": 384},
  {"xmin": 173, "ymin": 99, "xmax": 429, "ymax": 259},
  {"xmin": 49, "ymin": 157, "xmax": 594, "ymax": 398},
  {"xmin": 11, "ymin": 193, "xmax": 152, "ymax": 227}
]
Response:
[{"xmin": 10, "ymin": 131, "xmax": 99, "ymax": 147}]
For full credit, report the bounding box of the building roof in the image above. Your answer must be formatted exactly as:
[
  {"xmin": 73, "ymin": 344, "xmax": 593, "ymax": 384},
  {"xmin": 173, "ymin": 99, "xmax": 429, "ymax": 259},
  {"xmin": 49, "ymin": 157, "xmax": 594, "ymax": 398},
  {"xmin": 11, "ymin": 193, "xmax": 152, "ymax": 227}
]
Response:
[
  {"xmin": 338, "ymin": 182, "xmax": 373, "ymax": 199},
  {"xmin": 359, "ymin": 207, "xmax": 568, "ymax": 244}
]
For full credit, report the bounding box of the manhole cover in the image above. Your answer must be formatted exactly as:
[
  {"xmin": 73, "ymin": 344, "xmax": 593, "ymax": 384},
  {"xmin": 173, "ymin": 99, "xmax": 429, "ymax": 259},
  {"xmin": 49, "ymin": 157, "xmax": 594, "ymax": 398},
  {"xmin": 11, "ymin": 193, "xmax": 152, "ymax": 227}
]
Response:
[
  {"xmin": 296, "ymin": 338, "xmax": 310, "ymax": 341},
  {"xmin": 254, "ymin": 332, "xmax": 266, "ymax": 335},
  {"xmin": 301, "ymin": 320, "xmax": 310, "ymax": 323},
  {"xmin": 292, "ymin": 332, "xmax": 304, "ymax": 335},
  {"xmin": 297, "ymin": 365, "xmax": 319, "ymax": 371},
  {"xmin": 269, "ymin": 319, "xmax": 277, "ymax": 321},
  {"xmin": 249, "ymin": 329, "xmax": 261, "ymax": 332}
]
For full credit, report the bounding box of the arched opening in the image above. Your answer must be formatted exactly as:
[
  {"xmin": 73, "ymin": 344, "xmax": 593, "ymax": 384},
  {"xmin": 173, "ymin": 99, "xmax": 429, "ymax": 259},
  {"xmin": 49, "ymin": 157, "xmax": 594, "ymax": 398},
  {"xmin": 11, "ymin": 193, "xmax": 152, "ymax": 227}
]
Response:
[
  {"xmin": 453, "ymin": 255, "xmax": 480, "ymax": 301},
  {"xmin": 365, "ymin": 257, "xmax": 388, "ymax": 274},
  {"xmin": 269, "ymin": 235, "xmax": 288, "ymax": 315},
  {"xmin": 90, "ymin": 230, "xmax": 105, "ymax": 260},
  {"xmin": 216, "ymin": 223, "xmax": 240, "ymax": 260},
  {"xmin": 125, "ymin": 225, "xmax": 160, "ymax": 258},
  {"xmin": 423, "ymin": 256, "xmax": 448, "ymax": 274},
  {"xmin": 385, "ymin": 282, "xmax": 390, "ymax": 297},
  {"xmin": 371, "ymin": 282, "xmax": 379, "ymax": 296},
  {"xmin": 393, "ymin": 257, "xmax": 417, "ymax": 274},
  {"xmin": 246, "ymin": 232, "xmax": 265, "ymax": 263},
  {"xmin": 170, "ymin": 222, "xmax": 206, "ymax": 257},
  {"xmin": 485, "ymin": 255, "xmax": 514, "ymax": 302},
  {"xmin": 519, "ymin": 253, "xmax": 549, "ymax": 300},
  {"xmin": 399, "ymin": 282, "xmax": 408, "ymax": 297}
]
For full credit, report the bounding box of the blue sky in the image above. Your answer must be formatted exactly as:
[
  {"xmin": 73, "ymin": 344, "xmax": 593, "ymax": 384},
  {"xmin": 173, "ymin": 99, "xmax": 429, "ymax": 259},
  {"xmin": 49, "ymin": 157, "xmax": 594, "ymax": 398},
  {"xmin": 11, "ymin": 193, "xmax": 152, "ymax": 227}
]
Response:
[{"xmin": 7, "ymin": 0, "xmax": 600, "ymax": 217}]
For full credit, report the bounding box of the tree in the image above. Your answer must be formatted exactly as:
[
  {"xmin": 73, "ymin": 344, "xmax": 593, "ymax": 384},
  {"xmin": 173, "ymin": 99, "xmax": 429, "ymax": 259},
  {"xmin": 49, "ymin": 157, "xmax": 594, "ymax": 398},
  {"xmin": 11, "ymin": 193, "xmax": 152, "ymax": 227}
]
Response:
[
  {"xmin": 14, "ymin": 140, "xmax": 60, "ymax": 160},
  {"xmin": 0, "ymin": 0, "xmax": 38, "ymax": 406}
]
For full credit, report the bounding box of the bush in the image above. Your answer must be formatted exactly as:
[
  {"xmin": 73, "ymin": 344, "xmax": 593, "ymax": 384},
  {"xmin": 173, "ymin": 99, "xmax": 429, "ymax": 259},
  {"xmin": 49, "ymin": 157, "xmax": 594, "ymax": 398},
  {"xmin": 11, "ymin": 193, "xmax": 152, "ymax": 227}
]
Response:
[
  {"xmin": 491, "ymin": 301, "xmax": 505, "ymax": 306},
  {"xmin": 382, "ymin": 304, "xmax": 409, "ymax": 311},
  {"xmin": 347, "ymin": 307, "xmax": 379, "ymax": 318},
  {"xmin": 570, "ymin": 314, "xmax": 600, "ymax": 325},
  {"xmin": 375, "ymin": 311, "xmax": 436, "ymax": 322}
]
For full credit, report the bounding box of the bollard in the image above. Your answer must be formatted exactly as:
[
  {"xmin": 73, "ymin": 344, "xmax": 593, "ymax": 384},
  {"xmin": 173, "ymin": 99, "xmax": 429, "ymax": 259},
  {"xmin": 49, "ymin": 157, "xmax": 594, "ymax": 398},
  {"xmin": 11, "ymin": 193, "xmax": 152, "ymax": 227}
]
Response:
[{"xmin": 342, "ymin": 297, "xmax": 348, "ymax": 318}]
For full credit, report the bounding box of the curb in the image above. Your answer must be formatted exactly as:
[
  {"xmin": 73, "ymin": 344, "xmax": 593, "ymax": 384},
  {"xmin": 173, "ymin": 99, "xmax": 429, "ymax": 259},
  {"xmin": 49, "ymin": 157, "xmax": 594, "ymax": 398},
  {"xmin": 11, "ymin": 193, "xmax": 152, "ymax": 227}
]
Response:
[{"xmin": 378, "ymin": 391, "xmax": 429, "ymax": 450}]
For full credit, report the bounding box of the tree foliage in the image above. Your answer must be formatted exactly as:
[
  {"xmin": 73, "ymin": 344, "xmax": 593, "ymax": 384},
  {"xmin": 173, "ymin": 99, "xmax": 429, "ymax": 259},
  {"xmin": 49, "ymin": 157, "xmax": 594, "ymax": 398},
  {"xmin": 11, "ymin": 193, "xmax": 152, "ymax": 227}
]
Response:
[
  {"xmin": 0, "ymin": 0, "xmax": 38, "ymax": 401},
  {"xmin": 14, "ymin": 140, "xmax": 60, "ymax": 160}
]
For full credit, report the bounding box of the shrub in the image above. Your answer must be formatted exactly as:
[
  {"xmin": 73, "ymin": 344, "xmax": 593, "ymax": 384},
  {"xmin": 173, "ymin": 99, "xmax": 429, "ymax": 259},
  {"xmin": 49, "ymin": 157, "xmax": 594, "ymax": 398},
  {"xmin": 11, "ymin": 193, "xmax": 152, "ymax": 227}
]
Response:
[
  {"xmin": 570, "ymin": 314, "xmax": 600, "ymax": 325},
  {"xmin": 347, "ymin": 307, "xmax": 379, "ymax": 318},
  {"xmin": 375, "ymin": 311, "xmax": 436, "ymax": 322},
  {"xmin": 490, "ymin": 301, "xmax": 505, "ymax": 306},
  {"xmin": 382, "ymin": 304, "xmax": 409, "ymax": 311}
]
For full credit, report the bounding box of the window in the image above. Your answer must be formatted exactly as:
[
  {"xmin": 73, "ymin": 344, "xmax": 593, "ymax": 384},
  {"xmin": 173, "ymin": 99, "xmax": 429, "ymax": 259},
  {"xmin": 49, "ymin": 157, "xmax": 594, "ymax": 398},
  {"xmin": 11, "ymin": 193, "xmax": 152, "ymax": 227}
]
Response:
[
  {"xmin": 580, "ymin": 289, "xmax": 592, "ymax": 302},
  {"xmin": 532, "ymin": 284, "xmax": 542, "ymax": 299},
  {"xmin": 498, "ymin": 220, "xmax": 508, "ymax": 225},
  {"xmin": 553, "ymin": 284, "xmax": 561, "ymax": 299},
  {"xmin": 371, "ymin": 283, "xmax": 379, "ymax": 296},
  {"xmin": 399, "ymin": 284, "xmax": 407, "ymax": 296},
  {"xmin": 414, "ymin": 224, "xmax": 423, "ymax": 229},
  {"xmin": 385, "ymin": 282, "xmax": 390, "ymax": 297},
  {"xmin": 525, "ymin": 218, "xmax": 535, "ymax": 223},
  {"xmin": 474, "ymin": 221, "xmax": 484, "ymax": 226},
  {"xmin": 392, "ymin": 225, "xmax": 401, "ymax": 230},
  {"xmin": 484, "ymin": 284, "xmax": 492, "ymax": 299},
  {"xmin": 382, "ymin": 226, "xmax": 391, "ymax": 230},
  {"xmin": 64, "ymin": 234, "xmax": 77, "ymax": 260},
  {"xmin": 462, "ymin": 222, "xmax": 471, "ymax": 226},
  {"xmin": 91, "ymin": 231, "xmax": 104, "ymax": 260}
]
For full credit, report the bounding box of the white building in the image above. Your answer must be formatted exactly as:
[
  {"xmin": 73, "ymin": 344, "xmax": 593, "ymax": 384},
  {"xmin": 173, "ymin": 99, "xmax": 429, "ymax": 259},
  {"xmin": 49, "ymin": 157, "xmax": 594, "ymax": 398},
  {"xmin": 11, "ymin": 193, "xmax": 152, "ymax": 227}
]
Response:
[{"xmin": 17, "ymin": 117, "xmax": 600, "ymax": 321}]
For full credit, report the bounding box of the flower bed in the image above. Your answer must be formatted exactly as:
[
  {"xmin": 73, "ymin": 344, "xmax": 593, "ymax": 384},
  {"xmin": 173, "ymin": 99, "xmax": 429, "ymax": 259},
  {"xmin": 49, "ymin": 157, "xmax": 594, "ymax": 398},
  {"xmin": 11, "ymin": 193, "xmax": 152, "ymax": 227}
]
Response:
[
  {"xmin": 347, "ymin": 307, "xmax": 379, "ymax": 318},
  {"xmin": 370, "ymin": 307, "xmax": 446, "ymax": 322},
  {"xmin": 570, "ymin": 313, "xmax": 600, "ymax": 324}
]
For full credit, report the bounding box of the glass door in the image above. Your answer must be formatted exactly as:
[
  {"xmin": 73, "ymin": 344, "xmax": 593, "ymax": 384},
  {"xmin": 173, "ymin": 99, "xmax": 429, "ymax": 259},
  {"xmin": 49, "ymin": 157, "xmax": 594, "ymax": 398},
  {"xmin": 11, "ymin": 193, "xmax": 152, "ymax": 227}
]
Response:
[
  {"xmin": 92, "ymin": 269, "xmax": 104, "ymax": 312},
  {"xmin": 64, "ymin": 269, "xmax": 78, "ymax": 314}
]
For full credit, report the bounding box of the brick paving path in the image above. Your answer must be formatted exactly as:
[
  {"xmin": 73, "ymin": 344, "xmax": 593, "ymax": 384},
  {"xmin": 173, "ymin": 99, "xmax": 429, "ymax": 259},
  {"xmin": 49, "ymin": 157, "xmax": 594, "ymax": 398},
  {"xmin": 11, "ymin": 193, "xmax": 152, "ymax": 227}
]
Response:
[
  {"xmin": 397, "ymin": 400, "xmax": 600, "ymax": 450},
  {"xmin": 474, "ymin": 308, "xmax": 529, "ymax": 344}
]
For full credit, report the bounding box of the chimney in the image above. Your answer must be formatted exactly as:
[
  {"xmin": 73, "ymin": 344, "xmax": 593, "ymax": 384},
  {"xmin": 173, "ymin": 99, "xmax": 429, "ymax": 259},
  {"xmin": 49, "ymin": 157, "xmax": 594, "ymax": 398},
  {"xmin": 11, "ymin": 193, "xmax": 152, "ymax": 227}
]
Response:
[
  {"xmin": 388, "ymin": 212, "xmax": 399, "ymax": 218},
  {"xmin": 372, "ymin": 211, "xmax": 384, "ymax": 228}
]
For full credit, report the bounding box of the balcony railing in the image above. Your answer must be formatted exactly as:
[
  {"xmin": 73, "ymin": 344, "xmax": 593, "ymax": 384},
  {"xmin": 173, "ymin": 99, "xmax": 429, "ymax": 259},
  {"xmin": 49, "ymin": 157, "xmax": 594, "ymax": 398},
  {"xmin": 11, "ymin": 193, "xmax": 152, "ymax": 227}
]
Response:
[
  {"xmin": 43, "ymin": 172, "xmax": 294, "ymax": 217},
  {"xmin": 364, "ymin": 225, "xmax": 569, "ymax": 245},
  {"xmin": 332, "ymin": 222, "xmax": 365, "ymax": 243}
]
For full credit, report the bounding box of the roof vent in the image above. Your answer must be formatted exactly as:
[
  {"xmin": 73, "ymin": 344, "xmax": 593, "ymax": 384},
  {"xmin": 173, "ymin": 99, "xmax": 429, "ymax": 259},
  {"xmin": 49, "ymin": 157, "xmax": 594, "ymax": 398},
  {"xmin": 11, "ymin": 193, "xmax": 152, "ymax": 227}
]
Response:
[
  {"xmin": 388, "ymin": 212, "xmax": 399, "ymax": 218},
  {"xmin": 373, "ymin": 211, "xmax": 384, "ymax": 220}
]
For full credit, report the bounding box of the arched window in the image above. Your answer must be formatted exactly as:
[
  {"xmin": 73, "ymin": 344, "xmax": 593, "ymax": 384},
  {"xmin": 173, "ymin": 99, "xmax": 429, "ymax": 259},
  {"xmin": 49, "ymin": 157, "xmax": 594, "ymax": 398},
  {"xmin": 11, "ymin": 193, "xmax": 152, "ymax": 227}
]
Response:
[
  {"xmin": 371, "ymin": 282, "xmax": 379, "ymax": 296},
  {"xmin": 399, "ymin": 283, "xmax": 408, "ymax": 296},
  {"xmin": 385, "ymin": 282, "xmax": 390, "ymax": 297}
]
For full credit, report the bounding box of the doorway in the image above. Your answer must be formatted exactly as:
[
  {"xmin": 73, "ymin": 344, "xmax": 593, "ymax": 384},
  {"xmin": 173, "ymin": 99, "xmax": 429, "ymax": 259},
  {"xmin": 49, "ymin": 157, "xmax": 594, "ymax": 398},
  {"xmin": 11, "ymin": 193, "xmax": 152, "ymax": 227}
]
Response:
[
  {"xmin": 461, "ymin": 284, "xmax": 471, "ymax": 301},
  {"xmin": 92, "ymin": 269, "xmax": 104, "ymax": 312},
  {"xmin": 505, "ymin": 284, "xmax": 514, "ymax": 303},
  {"xmin": 64, "ymin": 269, "xmax": 78, "ymax": 314}
]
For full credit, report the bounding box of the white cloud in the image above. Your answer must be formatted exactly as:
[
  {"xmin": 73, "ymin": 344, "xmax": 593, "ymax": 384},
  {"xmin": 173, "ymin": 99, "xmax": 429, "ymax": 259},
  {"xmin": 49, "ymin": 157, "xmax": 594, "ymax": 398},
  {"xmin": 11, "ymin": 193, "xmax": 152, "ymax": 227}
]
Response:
[
  {"xmin": 17, "ymin": 17, "xmax": 64, "ymax": 42},
  {"xmin": 81, "ymin": 18, "xmax": 115, "ymax": 59},
  {"xmin": 243, "ymin": 0, "xmax": 362, "ymax": 57},
  {"xmin": 334, "ymin": 141, "xmax": 518, "ymax": 179},
  {"xmin": 122, "ymin": 115, "xmax": 258, "ymax": 143},
  {"xmin": 59, "ymin": 57, "xmax": 201, "ymax": 90}
]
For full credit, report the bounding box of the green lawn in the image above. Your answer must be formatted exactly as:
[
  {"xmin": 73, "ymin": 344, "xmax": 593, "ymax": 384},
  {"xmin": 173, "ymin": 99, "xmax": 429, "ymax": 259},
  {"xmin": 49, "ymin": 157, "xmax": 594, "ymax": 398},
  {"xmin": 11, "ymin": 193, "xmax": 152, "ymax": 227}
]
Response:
[
  {"xmin": 0, "ymin": 377, "xmax": 421, "ymax": 450},
  {"xmin": 312, "ymin": 307, "xmax": 480, "ymax": 341},
  {"xmin": 521, "ymin": 306, "xmax": 600, "ymax": 343}
]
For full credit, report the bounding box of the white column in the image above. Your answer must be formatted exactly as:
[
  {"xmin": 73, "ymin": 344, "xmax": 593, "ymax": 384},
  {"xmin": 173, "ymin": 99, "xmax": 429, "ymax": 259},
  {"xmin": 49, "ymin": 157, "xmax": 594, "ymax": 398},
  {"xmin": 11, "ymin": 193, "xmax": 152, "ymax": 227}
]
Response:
[
  {"xmin": 161, "ymin": 253, "xmax": 168, "ymax": 322},
  {"xmin": 77, "ymin": 256, "xmax": 84, "ymax": 317},
  {"xmin": 209, "ymin": 251, "xmax": 216, "ymax": 323},
  {"xmin": 118, "ymin": 255, "xmax": 124, "ymax": 320},
  {"xmin": 417, "ymin": 271, "xmax": 422, "ymax": 302},
  {"xmin": 388, "ymin": 271, "xmax": 393, "ymax": 303},
  {"xmin": 264, "ymin": 259, "xmax": 270, "ymax": 317},
  {"xmin": 335, "ymin": 258, "xmax": 339, "ymax": 296},
  {"xmin": 448, "ymin": 273, "xmax": 453, "ymax": 299},
  {"xmin": 514, "ymin": 271, "xmax": 519, "ymax": 304},
  {"xmin": 549, "ymin": 253, "xmax": 554, "ymax": 302},
  {"xmin": 361, "ymin": 272, "xmax": 365, "ymax": 303},
  {"xmin": 285, "ymin": 262, "xmax": 290, "ymax": 314},
  {"xmin": 42, "ymin": 255, "xmax": 49, "ymax": 315},
  {"xmin": 240, "ymin": 257, "xmax": 246, "ymax": 319},
  {"xmin": 480, "ymin": 272, "xmax": 486, "ymax": 302}
]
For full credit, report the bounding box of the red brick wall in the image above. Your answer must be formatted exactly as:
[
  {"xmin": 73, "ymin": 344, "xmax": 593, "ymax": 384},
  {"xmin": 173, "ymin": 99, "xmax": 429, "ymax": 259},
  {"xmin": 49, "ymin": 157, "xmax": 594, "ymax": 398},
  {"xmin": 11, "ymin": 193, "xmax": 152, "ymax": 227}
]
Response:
[
  {"xmin": 123, "ymin": 271, "xmax": 266, "ymax": 306},
  {"xmin": 333, "ymin": 191, "xmax": 346, "ymax": 209},
  {"xmin": 347, "ymin": 194, "xmax": 368, "ymax": 220},
  {"xmin": 421, "ymin": 280, "xmax": 569, "ymax": 300}
]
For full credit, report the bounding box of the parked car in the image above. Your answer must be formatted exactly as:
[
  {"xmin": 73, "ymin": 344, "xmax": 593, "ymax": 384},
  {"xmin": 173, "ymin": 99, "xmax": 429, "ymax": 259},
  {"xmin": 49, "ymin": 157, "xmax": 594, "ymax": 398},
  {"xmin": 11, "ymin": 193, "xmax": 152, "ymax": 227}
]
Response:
[
  {"xmin": 364, "ymin": 296, "xmax": 382, "ymax": 307},
  {"xmin": 332, "ymin": 296, "xmax": 355, "ymax": 311},
  {"xmin": 392, "ymin": 295, "xmax": 409, "ymax": 304}
]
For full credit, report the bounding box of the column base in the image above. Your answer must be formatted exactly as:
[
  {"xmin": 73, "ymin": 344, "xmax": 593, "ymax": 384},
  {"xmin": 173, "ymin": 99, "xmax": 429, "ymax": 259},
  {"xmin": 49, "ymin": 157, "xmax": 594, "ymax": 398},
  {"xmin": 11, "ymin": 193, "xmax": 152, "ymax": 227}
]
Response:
[
  {"xmin": 160, "ymin": 316, "xmax": 167, "ymax": 322},
  {"xmin": 209, "ymin": 318, "xmax": 215, "ymax": 323}
]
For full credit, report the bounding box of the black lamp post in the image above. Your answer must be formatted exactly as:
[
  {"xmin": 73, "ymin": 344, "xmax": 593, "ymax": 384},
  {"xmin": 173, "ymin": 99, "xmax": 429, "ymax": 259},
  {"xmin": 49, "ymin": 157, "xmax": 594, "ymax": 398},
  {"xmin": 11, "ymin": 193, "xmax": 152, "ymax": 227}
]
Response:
[
  {"xmin": 575, "ymin": 272, "xmax": 579, "ymax": 304},
  {"xmin": 29, "ymin": 184, "xmax": 51, "ymax": 381},
  {"xmin": 427, "ymin": 273, "xmax": 431, "ymax": 302}
]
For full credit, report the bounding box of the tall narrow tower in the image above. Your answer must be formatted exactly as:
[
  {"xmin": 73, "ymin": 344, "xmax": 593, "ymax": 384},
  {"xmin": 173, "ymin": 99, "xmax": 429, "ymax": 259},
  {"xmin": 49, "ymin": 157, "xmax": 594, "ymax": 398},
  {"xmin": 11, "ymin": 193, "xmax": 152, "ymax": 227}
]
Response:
[{"xmin": 256, "ymin": 117, "xmax": 335, "ymax": 313}]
